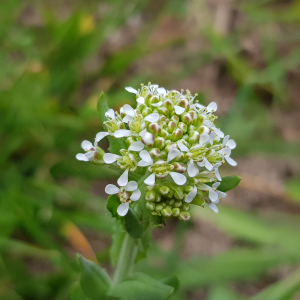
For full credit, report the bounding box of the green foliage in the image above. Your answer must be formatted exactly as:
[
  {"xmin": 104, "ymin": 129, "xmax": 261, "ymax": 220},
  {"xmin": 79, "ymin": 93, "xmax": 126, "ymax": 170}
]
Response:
[
  {"xmin": 217, "ymin": 176, "xmax": 241, "ymax": 192},
  {"xmin": 107, "ymin": 195, "xmax": 121, "ymax": 219},
  {"xmin": 108, "ymin": 273, "xmax": 174, "ymax": 300},
  {"xmin": 77, "ymin": 254, "xmax": 111, "ymax": 300},
  {"xmin": 124, "ymin": 208, "xmax": 144, "ymax": 239}
]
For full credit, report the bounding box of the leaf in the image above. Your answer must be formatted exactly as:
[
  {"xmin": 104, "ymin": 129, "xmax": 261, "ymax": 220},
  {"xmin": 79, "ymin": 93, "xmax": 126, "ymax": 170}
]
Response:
[
  {"xmin": 97, "ymin": 92, "xmax": 125, "ymax": 154},
  {"xmin": 251, "ymin": 269, "xmax": 300, "ymax": 300},
  {"xmin": 71, "ymin": 283, "xmax": 90, "ymax": 300},
  {"xmin": 190, "ymin": 194, "xmax": 205, "ymax": 206},
  {"xmin": 135, "ymin": 228, "xmax": 151, "ymax": 263},
  {"xmin": 108, "ymin": 272, "xmax": 174, "ymax": 300},
  {"xmin": 106, "ymin": 195, "xmax": 121, "ymax": 219},
  {"xmin": 207, "ymin": 285, "xmax": 246, "ymax": 300},
  {"xmin": 124, "ymin": 208, "xmax": 144, "ymax": 239},
  {"xmin": 217, "ymin": 176, "xmax": 241, "ymax": 192},
  {"xmin": 77, "ymin": 254, "xmax": 111, "ymax": 300},
  {"xmin": 159, "ymin": 275, "xmax": 180, "ymax": 293}
]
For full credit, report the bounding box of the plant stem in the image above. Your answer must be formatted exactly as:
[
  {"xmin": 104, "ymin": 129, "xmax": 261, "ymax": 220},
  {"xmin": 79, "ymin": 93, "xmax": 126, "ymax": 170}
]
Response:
[{"xmin": 112, "ymin": 232, "xmax": 138, "ymax": 285}]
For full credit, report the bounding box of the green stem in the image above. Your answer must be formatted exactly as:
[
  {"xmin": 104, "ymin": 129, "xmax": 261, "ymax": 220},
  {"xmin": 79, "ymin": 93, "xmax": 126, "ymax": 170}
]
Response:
[{"xmin": 113, "ymin": 232, "xmax": 138, "ymax": 285}]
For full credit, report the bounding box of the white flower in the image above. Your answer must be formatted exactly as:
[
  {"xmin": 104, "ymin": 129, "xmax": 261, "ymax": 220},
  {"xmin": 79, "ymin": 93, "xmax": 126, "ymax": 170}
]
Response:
[
  {"xmin": 208, "ymin": 203, "xmax": 219, "ymax": 213},
  {"xmin": 138, "ymin": 149, "xmax": 187, "ymax": 186},
  {"xmin": 218, "ymin": 147, "xmax": 237, "ymax": 166},
  {"xmin": 125, "ymin": 87, "xmax": 138, "ymax": 94},
  {"xmin": 128, "ymin": 140, "xmax": 145, "ymax": 151},
  {"xmin": 76, "ymin": 132, "xmax": 109, "ymax": 162},
  {"xmin": 206, "ymin": 182, "xmax": 226, "ymax": 203},
  {"xmin": 213, "ymin": 162, "xmax": 222, "ymax": 181},
  {"xmin": 105, "ymin": 109, "xmax": 115, "ymax": 120},
  {"xmin": 206, "ymin": 102, "xmax": 217, "ymax": 113},
  {"xmin": 222, "ymin": 135, "xmax": 236, "ymax": 149},
  {"xmin": 105, "ymin": 181, "xmax": 141, "ymax": 216},
  {"xmin": 185, "ymin": 186, "xmax": 198, "ymax": 203}
]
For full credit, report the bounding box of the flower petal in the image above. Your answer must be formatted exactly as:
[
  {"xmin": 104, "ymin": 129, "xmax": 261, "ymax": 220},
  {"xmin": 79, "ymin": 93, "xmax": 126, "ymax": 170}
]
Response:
[
  {"xmin": 103, "ymin": 153, "xmax": 120, "ymax": 164},
  {"xmin": 209, "ymin": 131, "xmax": 217, "ymax": 144},
  {"xmin": 212, "ymin": 182, "xmax": 220, "ymax": 189},
  {"xmin": 139, "ymin": 128, "xmax": 147, "ymax": 137},
  {"xmin": 81, "ymin": 140, "xmax": 93, "ymax": 150},
  {"xmin": 204, "ymin": 158, "xmax": 213, "ymax": 171},
  {"xmin": 76, "ymin": 153, "xmax": 89, "ymax": 161},
  {"xmin": 199, "ymin": 133, "xmax": 210, "ymax": 146},
  {"xmin": 167, "ymin": 148, "xmax": 180, "ymax": 162},
  {"xmin": 222, "ymin": 135, "xmax": 230, "ymax": 147},
  {"xmin": 117, "ymin": 169, "xmax": 129, "ymax": 186},
  {"xmin": 123, "ymin": 104, "xmax": 135, "ymax": 117},
  {"xmin": 215, "ymin": 168, "xmax": 222, "ymax": 181},
  {"xmin": 114, "ymin": 129, "xmax": 131, "ymax": 138},
  {"xmin": 125, "ymin": 87, "xmax": 137, "ymax": 94},
  {"xmin": 203, "ymin": 120, "xmax": 213, "ymax": 128},
  {"xmin": 95, "ymin": 132, "xmax": 110, "ymax": 142},
  {"xmin": 218, "ymin": 147, "xmax": 231, "ymax": 157},
  {"xmin": 213, "ymin": 127, "xmax": 224, "ymax": 138},
  {"xmin": 137, "ymin": 97, "xmax": 145, "ymax": 104},
  {"xmin": 188, "ymin": 159, "xmax": 198, "ymax": 177},
  {"xmin": 105, "ymin": 109, "xmax": 115, "ymax": 119},
  {"xmin": 157, "ymin": 87, "xmax": 166, "ymax": 95},
  {"xmin": 144, "ymin": 113, "xmax": 159, "ymax": 122},
  {"xmin": 124, "ymin": 181, "xmax": 138, "ymax": 191},
  {"xmin": 130, "ymin": 189, "xmax": 141, "ymax": 201},
  {"xmin": 123, "ymin": 115, "xmax": 133, "ymax": 123},
  {"xmin": 185, "ymin": 186, "xmax": 197, "ymax": 203},
  {"xmin": 144, "ymin": 173, "xmax": 155, "ymax": 186},
  {"xmin": 169, "ymin": 172, "xmax": 186, "ymax": 185},
  {"xmin": 227, "ymin": 139, "xmax": 236, "ymax": 149},
  {"xmin": 128, "ymin": 141, "xmax": 144, "ymax": 151},
  {"xmin": 151, "ymin": 101, "xmax": 163, "ymax": 107},
  {"xmin": 174, "ymin": 105, "xmax": 185, "ymax": 115},
  {"xmin": 117, "ymin": 202, "xmax": 130, "ymax": 216},
  {"xmin": 217, "ymin": 191, "xmax": 227, "ymax": 198},
  {"xmin": 207, "ymin": 102, "xmax": 217, "ymax": 112},
  {"xmin": 177, "ymin": 140, "xmax": 189, "ymax": 152},
  {"xmin": 139, "ymin": 150, "xmax": 153, "ymax": 163},
  {"xmin": 105, "ymin": 184, "xmax": 120, "ymax": 194},
  {"xmin": 85, "ymin": 151, "xmax": 95, "ymax": 160},
  {"xmin": 225, "ymin": 156, "xmax": 237, "ymax": 166},
  {"xmin": 137, "ymin": 160, "xmax": 151, "ymax": 167},
  {"xmin": 208, "ymin": 203, "xmax": 219, "ymax": 213},
  {"xmin": 209, "ymin": 189, "xmax": 219, "ymax": 203}
]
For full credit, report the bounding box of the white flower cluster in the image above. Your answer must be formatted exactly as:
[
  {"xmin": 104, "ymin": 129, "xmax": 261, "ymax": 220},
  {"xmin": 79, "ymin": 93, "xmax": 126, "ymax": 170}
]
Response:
[{"xmin": 77, "ymin": 83, "xmax": 237, "ymax": 219}]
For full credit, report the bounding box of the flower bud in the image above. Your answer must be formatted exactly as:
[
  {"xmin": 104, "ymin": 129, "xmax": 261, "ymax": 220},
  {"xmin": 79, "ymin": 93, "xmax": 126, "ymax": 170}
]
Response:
[
  {"xmin": 159, "ymin": 185, "xmax": 170, "ymax": 195},
  {"xmin": 142, "ymin": 107, "xmax": 152, "ymax": 117},
  {"xmin": 158, "ymin": 106, "xmax": 169, "ymax": 116},
  {"xmin": 155, "ymin": 193, "xmax": 162, "ymax": 202},
  {"xmin": 149, "ymin": 95, "xmax": 160, "ymax": 106},
  {"xmin": 154, "ymin": 137, "xmax": 165, "ymax": 149},
  {"xmin": 165, "ymin": 142, "xmax": 177, "ymax": 152},
  {"xmin": 155, "ymin": 204, "xmax": 164, "ymax": 212},
  {"xmin": 184, "ymin": 185, "xmax": 194, "ymax": 193},
  {"xmin": 146, "ymin": 190, "xmax": 156, "ymax": 201},
  {"xmin": 167, "ymin": 121, "xmax": 177, "ymax": 133},
  {"xmin": 161, "ymin": 202, "xmax": 167, "ymax": 207},
  {"xmin": 126, "ymin": 137, "xmax": 136, "ymax": 146},
  {"xmin": 171, "ymin": 128, "xmax": 183, "ymax": 141},
  {"xmin": 178, "ymin": 122, "xmax": 187, "ymax": 133},
  {"xmin": 160, "ymin": 130, "xmax": 169, "ymax": 139},
  {"xmin": 178, "ymin": 98, "xmax": 189, "ymax": 108},
  {"xmin": 172, "ymin": 162, "xmax": 187, "ymax": 173},
  {"xmin": 199, "ymin": 126, "xmax": 210, "ymax": 135},
  {"xmin": 182, "ymin": 203, "xmax": 190, "ymax": 211},
  {"xmin": 146, "ymin": 201, "xmax": 155, "ymax": 211},
  {"xmin": 167, "ymin": 189, "xmax": 174, "ymax": 198},
  {"xmin": 149, "ymin": 148, "xmax": 161, "ymax": 159},
  {"xmin": 171, "ymin": 115, "xmax": 180, "ymax": 123},
  {"xmin": 164, "ymin": 99, "xmax": 173, "ymax": 110},
  {"xmin": 168, "ymin": 199, "xmax": 175, "ymax": 206},
  {"xmin": 179, "ymin": 211, "xmax": 191, "ymax": 221},
  {"xmin": 142, "ymin": 132, "xmax": 154, "ymax": 147},
  {"xmin": 172, "ymin": 208, "xmax": 180, "ymax": 217},
  {"xmin": 188, "ymin": 131, "xmax": 200, "ymax": 143},
  {"xmin": 181, "ymin": 113, "xmax": 193, "ymax": 125},
  {"xmin": 174, "ymin": 200, "xmax": 183, "ymax": 208},
  {"xmin": 161, "ymin": 207, "xmax": 172, "ymax": 217},
  {"xmin": 148, "ymin": 122, "xmax": 161, "ymax": 135}
]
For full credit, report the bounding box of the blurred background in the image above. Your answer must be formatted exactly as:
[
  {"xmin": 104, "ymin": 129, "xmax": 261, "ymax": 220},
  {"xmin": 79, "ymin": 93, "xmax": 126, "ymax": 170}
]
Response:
[{"xmin": 1, "ymin": 0, "xmax": 300, "ymax": 299}]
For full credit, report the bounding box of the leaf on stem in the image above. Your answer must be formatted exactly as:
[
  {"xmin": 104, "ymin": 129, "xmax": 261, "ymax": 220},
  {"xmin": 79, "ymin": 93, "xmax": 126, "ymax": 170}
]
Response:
[
  {"xmin": 124, "ymin": 208, "xmax": 144, "ymax": 239},
  {"xmin": 107, "ymin": 195, "xmax": 121, "ymax": 219}
]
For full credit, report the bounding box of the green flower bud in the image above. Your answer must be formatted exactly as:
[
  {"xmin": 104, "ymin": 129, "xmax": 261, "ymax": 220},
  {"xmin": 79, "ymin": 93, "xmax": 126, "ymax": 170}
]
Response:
[
  {"xmin": 142, "ymin": 107, "xmax": 152, "ymax": 117},
  {"xmin": 154, "ymin": 137, "xmax": 165, "ymax": 149},
  {"xmin": 160, "ymin": 129, "xmax": 169, "ymax": 139},
  {"xmin": 161, "ymin": 207, "xmax": 172, "ymax": 217},
  {"xmin": 174, "ymin": 191, "xmax": 183, "ymax": 200},
  {"xmin": 167, "ymin": 190, "xmax": 174, "ymax": 198},
  {"xmin": 167, "ymin": 121, "xmax": 177, "ymax": 133},
  {"xmin": 149, "ymin": 95, "xmax": 160, "ymax": 106},
  {"xmin": 172, "ymin": 208, "xmax": 180, "ymax": 217},
  {"xmin": 181, "ymin": 113, "xmax": 193, "ymax": 125},
  {"xmin": 178, "ymin": 122, "xmax": 187, "ymax": 133},
  {"xmin": 164, "ymin": 99, "xmax": 173, "ymax": 110},
  {"xmin": 171, "ymin": 128, "xmax": 183, "ymax": 141},
  {"xmin": 142, "ymin": 132, "xmax": 154, "ymax": 147},
  {"xmin": 155, "ymin": 204, "xmax": 164, "ymax": 212},
  {"xmin": 172, "ymin": 162, "xmax": 187, "ymax": 173},
  {"xmin": 199, "ymin": 125, "xmax": 210, "ymax": 135},
  {"xmin": 155, "ymin": 193, "xmax": 162, "ymax": 202},
  {"xmin": 184, "ymin": 185, "xmax": 194, "ymax": 193},
  {"xmin": 126, "ymin": 137, "xmax": 136, "ymax": 146},
  {"xmin": 171, "ymin": 115, "xmax": 180, "ymax": 123},
  {"xmin": 161, "ymin": 201, "xmax": 167, "ymax": 207},
  {"xmin": 146, "ymin": 190, "xmax": 156, "ymax": 201},
  {"xmin": 174, "ymin": 200, "xmax": 183, "ymax": 208},
  {"xmin": 148, "ymin": 122, "xmax": 161, "ymax": 135},
  {"xmin": 159, "ymin": 185, "xmax": 170, "ymax": 195},
  {"xmin": 146, "ymin": 201, "xmax": 155, "ymax": 211},
  {"xmin": 158, "ymin": 106, "xmax": 169, "ymax": 116},
  {"xmin": 149, "ymin": 148, "xmax": 161, "ymax": 159},
  {"xmin": 165, "ymin": 142, "xmax": 177, "ymax": 152},
  {"xmin": 179, "ymin": 211, "xmax": 191, "ymax": 221},
  {"xmin": 178, "ymin": 98, "xmax": 189, "ymax": 109},
  {"xmin": 168, "ymin": 199, "xmax": 175, "ymax": 206},
  {"xmin": 181, "ymin": 203, "xmax": 190, "ymax": 211},
  {"xmin": 188, "ymin": 131, "xmax": 200, "ymax": 144}
]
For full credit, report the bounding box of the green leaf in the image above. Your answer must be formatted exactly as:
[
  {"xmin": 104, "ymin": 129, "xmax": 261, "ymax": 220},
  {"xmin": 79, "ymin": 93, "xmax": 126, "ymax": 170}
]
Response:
[
  {"xmin": 124, "ymin": 208, "xmax": 144, "ymax": 239},
  {"xmin": 97, "ymin": 92, "xmax": 125, "ymax": 154},
  {"xmin": 107, "ymin": 195, "xmax": 120, "ymax": 219},
  {"xmin": 71, "ymin": 283, "xmax": 90, "ymax": 300},
  {"xmin": 190, "ymin": 194, "xmax": 205, "ymax": 206},
  {"xmin": 135, "ymin": 228, "xmax": 151, "ymax": 263},
  {"xmin": 77, "ymin": 254, "xmax": 111, "ymax": 300},
  {"xmin": 207, "ymin": 285, "xmax": 246, "ymax": 300},
  {"xmin": 217, "ymin": 176, "xmax": 241, "ymax": 192},
  {"xmin": 159, "ymin": 275, "xmax": 180, "ymax": 293},
  {"xmin": 251, "ymin": 269, "xmax": 300, "ymax": 300},
  {"xmin": 108, "ymin": 272, "xmax": 174, "ymax": 300}
]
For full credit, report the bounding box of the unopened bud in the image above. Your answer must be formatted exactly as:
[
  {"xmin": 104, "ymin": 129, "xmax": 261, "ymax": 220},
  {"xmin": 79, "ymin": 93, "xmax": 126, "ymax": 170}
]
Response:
[
  {"xmin": 168, "ymin": 199, "xmax": 175, "ymax": 206},
  {"xmin": 146, "ymin": 201, "xmax": 155, "ymax": 211},
  {"xmin": 149, "ymin": 148, "xmax": 161, "ymax": 159},
  {"xmin": 146, "ymin": 190, "xmax": 156, "ymax": 201},
  {"xmin": 182, "ymin": 203, "xmax": 190, "ymax": 211},
  {"xmin": 158, "ymin": 106, "xmax": 169, "ymax": 116},
  {"xmin": 171, "ymin": 115, "xmax": 180, "ymax": 123},
  {"xmin": 179, "ymin": 211, "xmax": 191, "ymax": 221},
  {"xmin": 199, "ymin": 126, "xmax": 210, "ymax": 135},
  {"xmin": 188, "ymin": 131, "xmax": 200, "ymax": 143},
  {"xmin": 161, "ymin": 207, "xmax": 172, "ymax": 217},
  {"xmin": 160, "ymin": 129, "xmax": 169, "ymax": 139},
  {"xmin": 181, "ymin": 113, "xmax": 193, "ymax": 125},
  {"xmin": 164, "ymin": 99, "xmax": 173, "ymax": 110},
  {"xmin": 142, "ymin": 107, "xmax": 152, "ymax": 117},
  {"xmin": 155, "ymin": 193, "xmax": 162, "ymax": 202},
  {"xmin": 165, "ymin": 142, "xmax": 177, "ymax": 152},
  {"xmin": 167, "ymin": 121, "xmax": 177, "ymax": 133},
  {"xmin": 174, "ymin": 200, "xmax": 183, "ymax": 208},
  {"xmin": 172, "ymin": 208, "xmax": 180, "ymax": 217},
  {"xmin": 184, "ymin": 185, "xmax": 194, "ymax": 193},
  {"xmin": 148, "ymin": 122, "xmax": 161, "ymax": 135},
  {"xmin": 159, "ymin": 185, "xmax": 170, "ymax": 195},
  {"xmin": 172, "ymin": 162, "xmax": 187, "ymax": 173},
  {"xmin": 142, "ymin": 132, "xmax": 154, "ymax": 147},
  {"xmin": 154, "ymin": 137, "xmax": 165, "ymax": 149},
  {"xmin": 178, "ymin": 122, "xmax": 187, "ymax": 133},
  {"xmin": 178, "ymin": 98, "xmax": 189, "ymax": 108},
  {"xmin": 155, "ymin": 204, "xmax": 164, "ymax": 211},
  {"xmin": 149, "ymin": 95, "xmax": 160, "ymax": 106}
]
